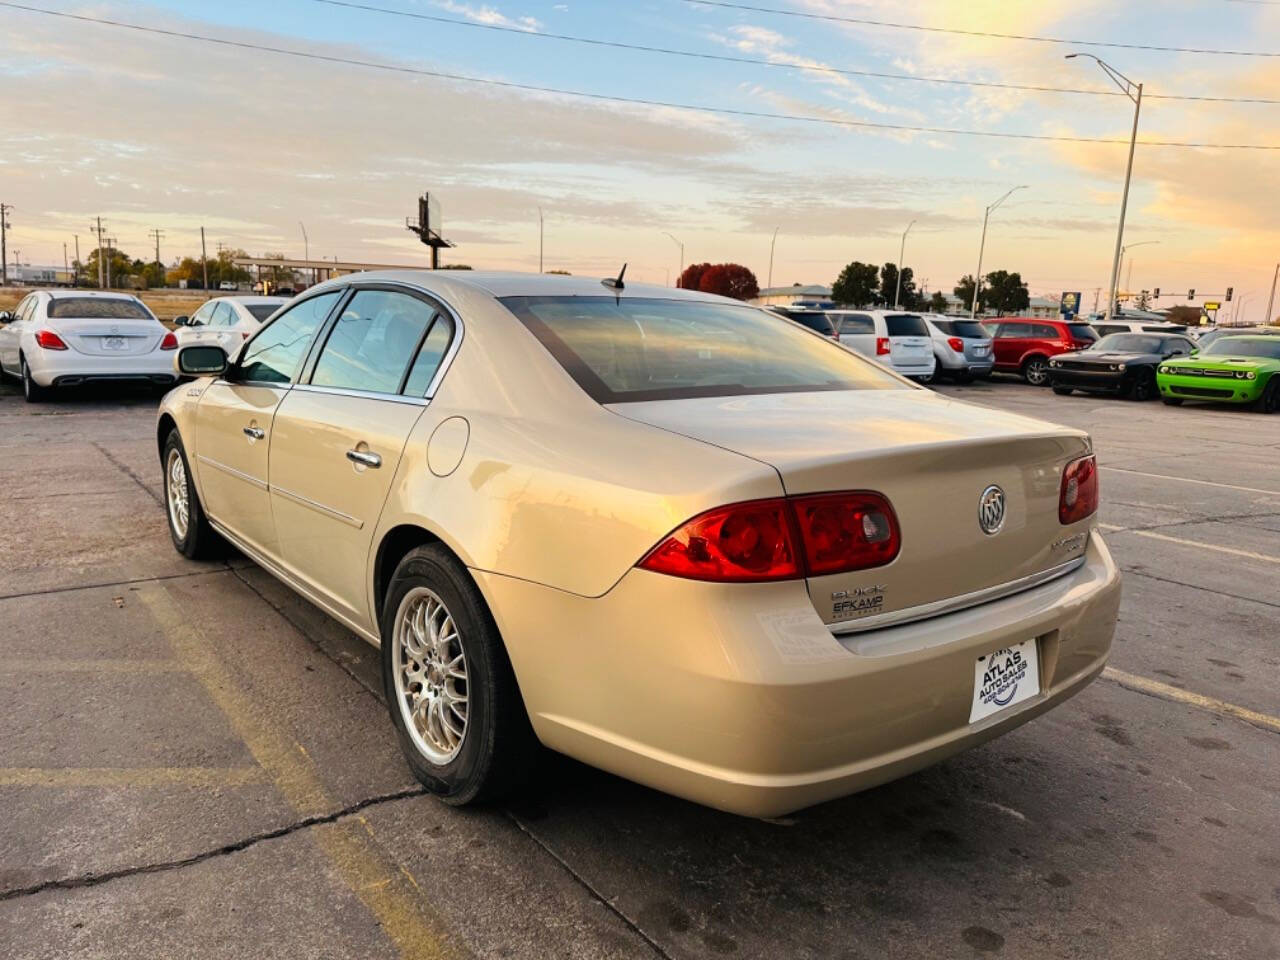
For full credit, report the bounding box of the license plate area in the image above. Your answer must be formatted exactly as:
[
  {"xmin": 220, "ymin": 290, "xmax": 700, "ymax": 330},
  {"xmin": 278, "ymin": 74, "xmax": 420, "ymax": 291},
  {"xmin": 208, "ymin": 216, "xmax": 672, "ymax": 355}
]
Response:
[
  {"xmin": 102, "ymin": 336, "xmax": 128, "ymax": 351},
  {"xmin": 970, "ymin": 639, "xmax": 1041, "ymax": 723}
]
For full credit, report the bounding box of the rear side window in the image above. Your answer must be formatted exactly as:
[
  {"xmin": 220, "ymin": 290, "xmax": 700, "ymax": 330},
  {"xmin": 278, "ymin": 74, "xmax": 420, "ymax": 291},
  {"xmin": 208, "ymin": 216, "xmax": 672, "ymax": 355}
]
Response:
[
  {"xmin": 1092, "ymin": 324, "xmax": 1124, "ymax": 337},
  {"xmin": 1068, "ymin": 323, "xmax": 1098, "ymax": 341},
  {"xmin": 997, "ymin": 322, "xmax": 1031, "ymax": 338},
  {"xmin": 240, "ymin": 291, "xmax": 340, "ymax": 384},
  {"xmin": 884, "ymin": 314, "xmax": 928, "ymax": 337},
  {"xmin": 1032, "ymin": 324, "xmax": 1060, "ymax": 338},
  {"xmin": 788, "ymin": 313, "xmax": 835, "ymax": 337},
  {"xmin": 311, "ymin": 290, "xmax": 436, "ymax": 395},
  {"xmin": 246, "ymin": 304, "xmax": 280, "ymax": 322},
  {"xmin": 210, "ymin": 302, "xmax": 234, "ymax": 327},
  {"xmin": 838, "ymin": 314, "xmax": 874, "ymax": 335},
  {"xmin": 47, "ymin": 297, "xmax": 150, "ymax": 320},
  {"xmin": 502, "ymin": 296, "xmax": 903, "ymax": 403},
  {"xmin": 403, "ymin": 313, "xmax": 456, "ymax": 397}
]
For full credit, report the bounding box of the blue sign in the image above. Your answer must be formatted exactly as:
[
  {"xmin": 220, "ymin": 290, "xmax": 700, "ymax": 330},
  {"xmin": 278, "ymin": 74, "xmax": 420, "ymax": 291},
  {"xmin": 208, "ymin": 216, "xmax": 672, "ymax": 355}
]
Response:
[{"xmin": 1060, "ymin": 292, "xmax": 1081, "ymax": 317}]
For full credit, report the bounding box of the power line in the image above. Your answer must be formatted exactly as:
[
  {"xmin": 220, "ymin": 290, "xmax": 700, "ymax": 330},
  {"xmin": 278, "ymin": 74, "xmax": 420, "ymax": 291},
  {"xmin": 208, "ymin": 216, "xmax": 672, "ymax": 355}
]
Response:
[
  {"xmin": 307, "ymin": 0, "xmax": 1279, "ymax": 104},
  {"xmin": 4, "ymin": 2, "xmax": 1279, "ymax": 150},
  {"xmin": 686, "ymin": 0, "xmax": 1280, "ymax": 57}
]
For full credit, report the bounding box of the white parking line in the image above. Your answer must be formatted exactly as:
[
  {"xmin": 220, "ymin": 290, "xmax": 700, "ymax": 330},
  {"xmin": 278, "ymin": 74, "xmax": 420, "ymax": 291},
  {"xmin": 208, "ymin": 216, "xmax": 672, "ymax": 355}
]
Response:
[
  {"xmin": 1099, "ymin": 523, "xmax": 1280, "ymax": 565},
  {"xmin": 1101, "ymin": 466, "xmax": 1280, "ymax": 498},
  {"xmin": 1103, "ymin": 668, "xmax": 1280, "ymax": 736}
]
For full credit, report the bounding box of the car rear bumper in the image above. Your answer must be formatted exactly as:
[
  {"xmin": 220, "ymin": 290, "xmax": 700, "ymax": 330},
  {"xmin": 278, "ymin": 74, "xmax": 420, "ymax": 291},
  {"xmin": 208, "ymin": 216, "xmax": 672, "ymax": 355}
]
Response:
[
  {"xmin": 28, "ymin": 350, "xmax": 177, "ymax": 388},
  {"xmin": 938, "ymin": 353, "xmax": 994, "ymax": 374},
  {"xmin": 476, "ymin": 531, "xmax": 1120, "ymax": 817},
  {"xmin": 1157, "ymin": 375, "xmax": 1261, "ymax": 404},
  {"xmin": 892, "ymin": 361, "xmax": 937, "ymax": 378}
]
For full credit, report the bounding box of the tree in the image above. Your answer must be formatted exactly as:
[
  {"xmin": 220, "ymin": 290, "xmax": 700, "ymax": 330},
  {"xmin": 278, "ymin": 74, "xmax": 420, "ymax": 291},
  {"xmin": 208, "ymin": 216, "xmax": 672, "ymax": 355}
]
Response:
[
  {"xmin": 82, "ymin": 246, "xmax": 136, "ymax": 288},
  {"xmin": 879, "ymin": 263, "xmax": 917, "ymax": 309},
  {"xmin": 170, "ymin": 247, "xmax": 251, "ymax": 289},
  {"xmin": 982, "ymin": 270, "xmax": 1029, "ymax": 316},
  {"xmin": 697, "ymin": 263, "xmax": 759, "ymax": 301},
  {"xmin": 928, "ymin": 291, "xmax": 948, "ymax": 314},
  {"xmin": 440, "ymin": 263, "xmax": 473, "ymax": 270},
  {"xmin": 831, "ymin": 260, "xmax": 879, "ymax": 307},
  {"xmin": 679, "ymin": 262, "xmax": 711, "ymax": 291},
  {"xmin": 954, "ymin": 274, "xmax": 977, "ymax": 311}
]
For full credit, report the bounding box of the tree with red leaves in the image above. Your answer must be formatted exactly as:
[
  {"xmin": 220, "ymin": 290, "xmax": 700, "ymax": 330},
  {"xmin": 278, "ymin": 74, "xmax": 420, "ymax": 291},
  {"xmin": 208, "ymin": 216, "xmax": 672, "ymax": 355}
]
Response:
[{"xmin": 678, "ymin": 262, "xmax": 760, "ymax": 301}]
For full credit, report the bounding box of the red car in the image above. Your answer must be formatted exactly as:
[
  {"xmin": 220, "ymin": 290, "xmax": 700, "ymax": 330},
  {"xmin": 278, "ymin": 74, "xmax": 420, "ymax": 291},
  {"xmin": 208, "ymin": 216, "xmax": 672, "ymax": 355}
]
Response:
[{"xmin": 989, "ymin": 318, "xmax": 1099, "ymax": 385}]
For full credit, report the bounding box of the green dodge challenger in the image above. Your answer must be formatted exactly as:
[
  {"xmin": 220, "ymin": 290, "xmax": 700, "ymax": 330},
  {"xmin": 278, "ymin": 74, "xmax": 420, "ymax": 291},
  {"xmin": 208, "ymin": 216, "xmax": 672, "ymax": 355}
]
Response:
[{"xmin": 1157, "ymin": 335, "xmax": 1280, "ymax": 413}]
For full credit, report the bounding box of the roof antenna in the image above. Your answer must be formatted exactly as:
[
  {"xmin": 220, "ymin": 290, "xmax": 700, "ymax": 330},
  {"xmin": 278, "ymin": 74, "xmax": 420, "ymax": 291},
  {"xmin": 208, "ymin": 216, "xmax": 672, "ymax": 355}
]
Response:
[{"xmin": 601, "ymin": 263, "xmax": 627, "ymax": 291}]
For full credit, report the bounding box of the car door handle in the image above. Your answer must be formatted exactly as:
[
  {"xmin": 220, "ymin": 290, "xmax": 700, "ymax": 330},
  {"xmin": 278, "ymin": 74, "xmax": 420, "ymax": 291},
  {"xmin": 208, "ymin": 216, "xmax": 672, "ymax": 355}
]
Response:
[
  {"xmin": 346, "ymin": 449, "xmax": 382, "ymax": 468},
  {"xmin": 243, "ymin": 426, "xmax": 265, "ymax": 440}
]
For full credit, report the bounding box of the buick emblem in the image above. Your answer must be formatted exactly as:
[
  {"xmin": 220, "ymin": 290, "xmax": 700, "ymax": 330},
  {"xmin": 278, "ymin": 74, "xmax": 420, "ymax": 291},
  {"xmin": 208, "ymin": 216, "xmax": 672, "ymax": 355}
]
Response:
[{"xmin": 978, "ymin": 484, "xmax": 1006, "ymax": 536}]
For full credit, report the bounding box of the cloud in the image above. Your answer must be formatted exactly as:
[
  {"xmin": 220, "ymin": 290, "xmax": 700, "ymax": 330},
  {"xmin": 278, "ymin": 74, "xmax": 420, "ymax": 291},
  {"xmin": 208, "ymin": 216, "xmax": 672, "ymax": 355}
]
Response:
[{"xmin": 431, "ymin": 1, "xmax": 541, "ymax": 32}]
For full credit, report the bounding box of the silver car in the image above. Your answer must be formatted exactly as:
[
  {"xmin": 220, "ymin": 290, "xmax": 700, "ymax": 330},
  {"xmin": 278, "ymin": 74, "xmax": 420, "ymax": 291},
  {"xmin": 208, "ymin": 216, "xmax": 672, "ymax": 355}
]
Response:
[{"xmin": 925, "ymin": 317, "xmax": 995, "ymax": 381}]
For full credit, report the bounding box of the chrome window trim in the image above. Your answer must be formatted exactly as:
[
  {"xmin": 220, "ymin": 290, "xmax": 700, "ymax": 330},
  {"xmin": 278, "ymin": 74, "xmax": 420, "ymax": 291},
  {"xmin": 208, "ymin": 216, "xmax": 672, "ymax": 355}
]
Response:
[
  {"xmin": 271, "ymin": 483, "xmax": 364, "ymax": 529},
  {"xmin": 291, "ymin": 383, "xmax": 428, "ymax": 407},
  {"xmin": 338, "ymin": 278, "xmax": 465, "ymax": 400},
  {"xmin": 196, "ymin": 454, "xmax": 268, "ymax": 491},
  {"xmin": 829, "ymin": 555, "xmax": 1087, "ymax": 636}
]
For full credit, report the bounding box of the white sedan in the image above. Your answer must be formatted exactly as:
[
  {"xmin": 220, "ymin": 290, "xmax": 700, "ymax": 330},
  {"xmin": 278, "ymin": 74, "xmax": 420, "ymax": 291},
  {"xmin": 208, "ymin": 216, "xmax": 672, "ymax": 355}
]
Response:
[
  {"xmin": 174, "ymin": 296, "xmax": 289, "ymax": 357},
  {"xmin": 0, "ymin": 290, "xmax": 178, "ymax": 402}
]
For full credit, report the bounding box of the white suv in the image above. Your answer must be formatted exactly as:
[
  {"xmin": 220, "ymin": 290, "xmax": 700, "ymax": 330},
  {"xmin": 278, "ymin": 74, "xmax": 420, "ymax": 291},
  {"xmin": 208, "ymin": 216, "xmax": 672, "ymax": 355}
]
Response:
[
  {"xmin": 828, "ymin": 309, "xmax": 936, "ymax": 380},
  {"xmin": 0, "ymin": 290, "xmax": 177, "ymax": 402}
]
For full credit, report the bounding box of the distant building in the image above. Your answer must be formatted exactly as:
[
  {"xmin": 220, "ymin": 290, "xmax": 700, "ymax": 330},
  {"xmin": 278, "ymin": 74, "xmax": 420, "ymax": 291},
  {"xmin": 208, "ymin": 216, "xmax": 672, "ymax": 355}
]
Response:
[
  {"xmin": 752, "ymin": 283, "xmax": 832, "ymax": 306},
  {"xmin": 4, "ymin": 264, "xmax": 72, "ymax": 286}
]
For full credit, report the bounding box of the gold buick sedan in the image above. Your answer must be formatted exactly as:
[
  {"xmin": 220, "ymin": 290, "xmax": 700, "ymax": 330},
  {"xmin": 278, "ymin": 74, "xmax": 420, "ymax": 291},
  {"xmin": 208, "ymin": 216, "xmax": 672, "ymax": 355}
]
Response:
[{"xmin": 157, "ymin": 272, "xmax": 1120, "ymax": 817}]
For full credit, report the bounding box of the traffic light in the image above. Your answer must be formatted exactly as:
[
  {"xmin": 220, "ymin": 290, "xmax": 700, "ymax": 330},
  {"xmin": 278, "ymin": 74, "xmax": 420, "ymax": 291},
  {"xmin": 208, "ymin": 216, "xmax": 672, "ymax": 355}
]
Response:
[
  {"xmin": 1188, "ymin": 288, "xmax": 1195, "ymax": 300},
  {"xmin": 1153, "ymin": 287, "xmax": 1160, "ymax": 298},
  {"xmin": 1226, "ymin": 287, "xmax": 1233, "ymax": 302}
]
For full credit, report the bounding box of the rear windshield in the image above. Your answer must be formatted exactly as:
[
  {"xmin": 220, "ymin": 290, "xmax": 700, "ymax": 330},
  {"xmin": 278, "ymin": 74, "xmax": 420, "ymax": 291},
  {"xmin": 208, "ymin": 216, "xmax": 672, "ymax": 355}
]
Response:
[
  {"xmin": 932, "ymin": 320, "xmax": 989, "ymax": 338},
  {"xmin": 884, "ymin": 314, "xmax": 928, "ymax": 337},
  {"xmin": 1068, "ymin": 323, "xmax": 1098, "ymax": 341},
  {"xmin": 47, "ymin": 297, "xmax": 151, "ymax": 320},
  {"xmin": 787, "ymin": 312, "xmax": 836, "ymax": 337},
  {"xmin": 1203, "ymin": 338, "xmax": 1280, "ymax": 360},
  {"xmin": 501, "ymin": 296, "xmax": 904, "ymax": 403},
  {"xmin": 245, "ymin": 304, "xmax": 281, "ymax": 322}
]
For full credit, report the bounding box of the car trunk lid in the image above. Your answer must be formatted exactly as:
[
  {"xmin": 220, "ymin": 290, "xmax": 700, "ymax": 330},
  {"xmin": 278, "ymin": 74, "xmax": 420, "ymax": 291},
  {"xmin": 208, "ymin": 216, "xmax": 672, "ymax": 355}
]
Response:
[
  {"xmin": 50, "ymin": 317, "xmax": 163, "ymax": 357},
  {"xmin": 611, "ymin": 389, "xmax": 1092, "ymax": 628}
]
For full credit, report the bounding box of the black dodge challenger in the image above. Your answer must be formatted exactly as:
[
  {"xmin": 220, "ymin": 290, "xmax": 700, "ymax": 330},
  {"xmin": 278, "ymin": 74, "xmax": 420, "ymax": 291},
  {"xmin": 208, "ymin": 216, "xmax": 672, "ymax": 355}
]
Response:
[{"xmin": 1048, "ymin": 332, "xmax": 1198, "ymax": 401}]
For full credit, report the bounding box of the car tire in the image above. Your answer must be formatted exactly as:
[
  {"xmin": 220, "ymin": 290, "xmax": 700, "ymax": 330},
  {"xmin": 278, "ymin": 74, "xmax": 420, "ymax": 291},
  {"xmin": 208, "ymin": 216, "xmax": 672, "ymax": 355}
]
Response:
[
  {"xmin": 1022, "ymin": 356, "xmax": 1050, "ymax": 386},
  {"xmin": 1130, "ymin": 370, "xmax": 1156, "ymax": 402},
  {"xmin": 162, "ymin": 429, "xmax": 222, "ymax": 560},
  {"xmin": 954, "ymin": 370, "xmax": 973, "ymax": 384},
  {"xmin": 1256, "ymin": 378, "xmax": 1279, "ymax": 414},
  {"xmin": 380, "ymin": 544, "xmax": 537, "ymax": 806},
  {"xmin": 1161, "ymin": 397, "xmax": 1183, "ymax": 406},
  {"xmin": 1052, "ymin": 385, "xmax": 1073, "ymax": 396},
  {"xmin": 20, "ymin": 356, "xmax": 51, "ymax": 403}
]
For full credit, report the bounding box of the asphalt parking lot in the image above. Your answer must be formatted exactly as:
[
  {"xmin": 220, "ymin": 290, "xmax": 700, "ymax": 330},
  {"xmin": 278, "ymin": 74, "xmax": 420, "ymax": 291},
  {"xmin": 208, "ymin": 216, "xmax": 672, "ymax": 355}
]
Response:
[{"xmin": 1, "ymin": 376, "xmax": 1277, "ymax": 960}]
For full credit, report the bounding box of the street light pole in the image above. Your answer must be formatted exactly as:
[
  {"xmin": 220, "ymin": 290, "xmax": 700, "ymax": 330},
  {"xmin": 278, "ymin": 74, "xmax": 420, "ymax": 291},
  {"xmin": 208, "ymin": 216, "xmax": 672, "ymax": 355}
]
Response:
[
  {"xmin": 1067, "ymin": 53, "xmax": 1141, "ymax": 324},
  {"xmin": 1265, "ymin": 262, "xmax": 1279, "ymax": 326},
  {"xmin": 1117, "ymin": 240, "xmax": 1159, "ymax": 310},
  {"xmin": 767, "ymin": 226, "xmax": 779, "ymax": 290},
  {"xmin": 894, "ymin": 219, "xmax": 915, "ymax": 309},
  {"xmin": 299, "ymin": 221, "xmax": 309, "ymax": 262},
  {"xmin": 970, "ymin": 186, "xmax": 1027, "ymax": 319},
  {"xmin": 663, "ymin": 232, "xmax": 684, "ymax": 287}
]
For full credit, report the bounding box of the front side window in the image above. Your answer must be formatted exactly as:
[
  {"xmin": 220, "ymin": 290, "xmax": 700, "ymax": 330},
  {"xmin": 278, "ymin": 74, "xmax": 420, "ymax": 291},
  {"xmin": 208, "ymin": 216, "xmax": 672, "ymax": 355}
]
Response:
[
  {"xmin": 239, "ymin": 291, "xmax": 340, "ymax": 384},
  {"xmin": 47, "ymin": 297, "xmax": 150, "ymax": 320},
  {"xmin": 311, "ymin": 289, "xmax": 436, "ymax": 395},
  {"xmin": 1093, "ymin": 334, "xmax": 1162, "ymax": 353},
  {"xmin": 501, "ymin": 296, "xmax": 903, "ymax": 404},
  {"xmin": 999, "ymin": 323, "xmax": 1031, "ymax": 338}
]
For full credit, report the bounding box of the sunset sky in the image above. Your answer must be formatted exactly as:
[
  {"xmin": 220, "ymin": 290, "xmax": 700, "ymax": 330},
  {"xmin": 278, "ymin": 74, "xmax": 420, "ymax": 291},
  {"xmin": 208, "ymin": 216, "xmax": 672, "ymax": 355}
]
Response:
[{"xmin": 3, "ymin": 0, "xmax": 1279, "ymax": 319}]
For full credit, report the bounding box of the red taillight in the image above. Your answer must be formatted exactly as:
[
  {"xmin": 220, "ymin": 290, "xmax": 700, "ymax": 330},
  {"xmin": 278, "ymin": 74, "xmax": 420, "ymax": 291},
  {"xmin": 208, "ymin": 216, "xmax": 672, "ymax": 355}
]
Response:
[
  {"xmin": 1059, "ymin": 455, "xmax": 1099, "ymax": 525},
  {"xmin": 35, "ymin": 330, "xmax": 68, "ymax": 350},
  {"xmin": 790, "ymin": 491, "xmax": 901, "ymax": 576},
  {"xmin": 947, "ymin": 337, "xmax": 964, "ymax": 353},
  {"xmin": 875, "ymin": 337, "xmax": 891, "ymax": 356},
  {"xmin": 638, "ymin": 491, "xmax": 900, "ymax": 583},
  {"xmin": 160, "ymin": 331, "xmax": 178, "ymax": 350},
  {"xmin": 638, "ymin": 499, "xmax": 799, "ymax": 582}
]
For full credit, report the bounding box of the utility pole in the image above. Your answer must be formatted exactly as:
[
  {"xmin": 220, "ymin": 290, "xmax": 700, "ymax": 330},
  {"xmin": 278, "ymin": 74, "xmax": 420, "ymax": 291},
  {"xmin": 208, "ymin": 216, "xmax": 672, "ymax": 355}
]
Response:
[
  {"xmin": 1067, "ymin": 53, "xmax": 1141, "ymax": 325},
  {"xmin": 894, "ymin": 219, "xmax": 916, "ymax": 309},
  {"xmin": 1266, "ymin": 263, "xmax": 1279, "ymax": 326},
  {"xmin": 149, "ymin": 228, "xmax": 164, "ymax": 268},
  {"xmin": 63, "ymin": 242, "xmax": 68, "ymax": 283},
  {"xmin": 1092, "ymin": 288, "xmax": 1101, "ymax": 313},
  {"xmin": 537, "ymin": 207, "xmax": 543, "ymax": 273},
  {"xmin": 0, "ymin": 202, "xmax": 10, "ymax": 286},
  {"xmin": 970, "ymin": 186, "xmax": 1027, "ymax": 318},
  {"xmin": 298, "ymin": 221, "xmax": 309, "ymax": 262},
  {"xmin": 74, "ymin": 234, "xmax": 81, "ymax": 287},
  {"xmin": 767, "ymin": 226, "xmax": 779, "ymax": 291},
  {"xmin": 94, "ymin": 217, "xmax": 106, "ymax": 288},
  {"xmin": 200, "ymin": 227, "xmax": 209, "ymax": 292}
]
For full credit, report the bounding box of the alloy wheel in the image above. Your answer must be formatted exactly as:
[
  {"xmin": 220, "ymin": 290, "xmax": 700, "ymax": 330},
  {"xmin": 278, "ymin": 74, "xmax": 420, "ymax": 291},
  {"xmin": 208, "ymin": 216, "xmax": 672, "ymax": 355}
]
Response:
[
  {"xmin": 1025, "ymin": 359, "xmax": 1049, "ymax": 386},
  {"xmin": 392, "ymin": 587, "xmax": 469, "ymax": 764},
  {"xmin": 166, "ymin": 448, "xmax": 190, "ymax": 541}
]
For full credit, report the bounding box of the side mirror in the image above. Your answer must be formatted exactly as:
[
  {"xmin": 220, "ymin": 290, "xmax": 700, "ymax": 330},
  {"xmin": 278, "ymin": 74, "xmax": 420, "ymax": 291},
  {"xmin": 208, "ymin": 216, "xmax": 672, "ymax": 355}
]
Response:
[
  {"xmin": 176, "ymin": 344, "xmax": 228, "ymax": 377},
  {"xmin": 173, "ymin": 315, "xmax": 190, "ymax": 326},
  {"xmin": 0, "ymin": 311, "xmax": 12, "ymax": 323}
]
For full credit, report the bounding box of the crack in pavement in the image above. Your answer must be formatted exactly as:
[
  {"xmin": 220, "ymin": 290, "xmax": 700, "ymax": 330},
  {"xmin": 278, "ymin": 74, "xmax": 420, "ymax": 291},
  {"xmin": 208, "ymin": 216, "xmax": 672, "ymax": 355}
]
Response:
[
  {"xmin": 0, "ymin": 568, "xmax": 227, "ymax": 602},
  {"xmin": 0, "ymin": 786, "xmax": 428, "ymax": 903},
  {"xmin": 90, "ymin": 440, "xmax": 163, "ymax": 506},
  {"xmin": 1116, "ymin": 566, "xmax": 1280, "ymax": 610}
]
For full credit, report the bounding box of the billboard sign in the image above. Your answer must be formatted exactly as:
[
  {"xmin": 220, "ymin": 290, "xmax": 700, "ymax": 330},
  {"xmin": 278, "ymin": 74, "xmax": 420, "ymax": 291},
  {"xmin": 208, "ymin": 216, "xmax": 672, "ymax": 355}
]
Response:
[{"xmin": 1060, "ymin": 291, "xmax": 1081, "ymax": 317}]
